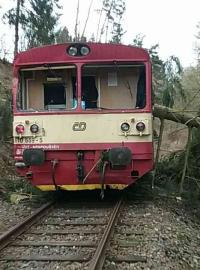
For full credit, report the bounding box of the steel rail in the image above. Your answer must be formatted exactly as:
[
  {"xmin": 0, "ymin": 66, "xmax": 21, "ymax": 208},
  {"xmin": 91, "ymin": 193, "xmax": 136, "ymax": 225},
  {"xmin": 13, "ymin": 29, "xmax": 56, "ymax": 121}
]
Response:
[
  {"xmin": 0, "ymin": 201, "xmax": 54, "ymax": 251},
  {"xmin": 88, "ymin": 198, "xmax": 123, "ymax": 270}
]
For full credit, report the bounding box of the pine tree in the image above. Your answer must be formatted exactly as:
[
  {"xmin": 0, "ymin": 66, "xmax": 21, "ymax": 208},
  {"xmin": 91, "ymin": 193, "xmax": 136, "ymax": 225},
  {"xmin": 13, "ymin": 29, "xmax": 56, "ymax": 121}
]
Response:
[
  {"xmin": 0, "ymin": 84, "xmax": 12, "ymax": 141},
  {"xmin": 97, "ymin": 0, "xmax": 125, "ymax": 43},
  {"xmin": 25, "ymin": 0, "xmax": 61, "ymax": 48},
  {"xmin": 132, "ymin": 34, "xmax": 145, "ymax": 48},
  {"xmin": 148, "ymin": 44, "xmax": 166, "ymax": 105},
  {"xmin": 111, "ymin": 22, "xmax": 125, "ymax": 44},
  {"xmin": 195, "ymin": 21, "xmax": 200, "ymax": 64},
  {"xmin": 55, "ymin": 27, "xmax": 72, "ymax": 44},
  {"xmin": 3, "ymin": 0, "xmax": 27, "ymax": 56},
  {"xmin": 132, "ymin": 35, "xmax": 184, "ymax": 107},
  {"xmin": 162, "ymin": 56, "xmax": 184, "ymax": 107},
  {"xmin": 110, "ymin": 0, "xmax": 126, "ymax": 44}
]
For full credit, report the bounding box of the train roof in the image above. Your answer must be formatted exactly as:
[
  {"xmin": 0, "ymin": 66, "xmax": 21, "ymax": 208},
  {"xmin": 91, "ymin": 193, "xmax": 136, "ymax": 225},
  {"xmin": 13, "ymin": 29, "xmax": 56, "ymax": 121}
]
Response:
[{"xmin": 14, "ymin": 43, "xmax": 150, "ymax": 68}]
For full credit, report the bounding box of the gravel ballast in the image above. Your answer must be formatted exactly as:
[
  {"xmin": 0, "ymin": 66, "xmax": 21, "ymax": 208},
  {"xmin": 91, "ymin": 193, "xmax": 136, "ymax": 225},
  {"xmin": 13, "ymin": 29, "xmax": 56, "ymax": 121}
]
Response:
[{"xmin": 0, "ymin": 194, "xmax": 199, "ymax": 269}]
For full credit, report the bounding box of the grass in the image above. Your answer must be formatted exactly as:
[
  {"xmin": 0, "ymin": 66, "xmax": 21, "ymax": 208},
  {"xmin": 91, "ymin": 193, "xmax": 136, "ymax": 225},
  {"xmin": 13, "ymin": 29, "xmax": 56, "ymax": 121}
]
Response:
[{"xmin": 0, "ymin": 176, "xmax": 46, "ymax": 202}]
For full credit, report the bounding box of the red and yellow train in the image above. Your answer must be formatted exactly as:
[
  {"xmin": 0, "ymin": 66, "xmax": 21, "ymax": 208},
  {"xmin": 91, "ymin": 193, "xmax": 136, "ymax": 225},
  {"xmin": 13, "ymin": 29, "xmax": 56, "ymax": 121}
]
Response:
[{"xmin": 13, "ymin": 43, "xmax": 153, "ymax": 195}]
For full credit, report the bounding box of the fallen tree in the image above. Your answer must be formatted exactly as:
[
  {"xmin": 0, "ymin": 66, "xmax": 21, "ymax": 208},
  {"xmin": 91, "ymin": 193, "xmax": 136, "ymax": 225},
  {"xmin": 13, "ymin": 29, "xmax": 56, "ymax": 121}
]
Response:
[
  {"xmin": 152, "ymin": 104, "xmax": 200, "ymax": 194},
  {"xmin": 153, "ymin": 104, "xmax": 200, "ymax": 128}
]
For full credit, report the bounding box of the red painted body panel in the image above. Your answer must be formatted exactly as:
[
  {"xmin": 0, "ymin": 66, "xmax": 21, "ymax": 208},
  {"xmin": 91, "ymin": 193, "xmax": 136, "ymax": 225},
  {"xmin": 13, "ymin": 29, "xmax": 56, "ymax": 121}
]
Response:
[
  {"xmin": 14, "ymin": 142, "xmax": 153, "ymax": 187},
  {"xmin": 14, "ymin": 43, "xmax": 149, "ymax": 67}
]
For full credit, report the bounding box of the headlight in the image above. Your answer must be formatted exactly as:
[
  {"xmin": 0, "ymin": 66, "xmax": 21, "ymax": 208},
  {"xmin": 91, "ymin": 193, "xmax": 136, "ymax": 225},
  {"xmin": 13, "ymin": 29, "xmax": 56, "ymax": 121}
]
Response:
[
  {"xmin": 80, "ymin": 46, "xmax": 90, "ymax": 56},
  {"xmin": 136, "ymin": 122, "xmax": 145, "ymax": 132},
  {"xmin": 15, "ymin": 124, "xmax": 25, "ymax": 134},
  {"xmin": 30, "ymin": 124, "xmax": 39, "ymax": 133},
  {"xmin": 121, "ymin": 122, "xmax": 130, "ymax": 132},
  {"xmin": 68, "ymin": 46, "xmax": 78, "ymax": 56}
]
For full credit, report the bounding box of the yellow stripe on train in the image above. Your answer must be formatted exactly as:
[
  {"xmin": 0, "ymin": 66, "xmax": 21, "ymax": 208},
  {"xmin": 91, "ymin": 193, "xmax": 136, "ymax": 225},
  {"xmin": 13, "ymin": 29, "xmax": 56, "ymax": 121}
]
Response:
[{"xmin": 36, "ymin": 184, "xmax": 128, "ymax": 191}]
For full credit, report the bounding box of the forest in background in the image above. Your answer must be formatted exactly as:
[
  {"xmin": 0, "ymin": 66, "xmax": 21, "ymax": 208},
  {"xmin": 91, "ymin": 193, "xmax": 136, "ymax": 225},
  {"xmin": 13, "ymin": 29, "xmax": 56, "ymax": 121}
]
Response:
[{"xmin": 0, "ymin": 0, "xmax": 200, "ymax": 197}]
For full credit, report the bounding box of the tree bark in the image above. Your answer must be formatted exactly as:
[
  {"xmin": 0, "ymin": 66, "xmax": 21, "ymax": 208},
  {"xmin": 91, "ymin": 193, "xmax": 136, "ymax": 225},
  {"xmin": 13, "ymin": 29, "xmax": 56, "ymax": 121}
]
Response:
[
  {"xmin": 153, "ymin": 104, "xmax": 200, "ymax": 128},
  {"xmin": 74, "ymin": 0, "xmax": 80, "ymax": 42},
  {"xmin": 81, "ymin": 0, "xmax": 94, "ymax": 39},
  {"xmin": 14, "ymin": 0, "xmax": 20, "ymax": 57}
]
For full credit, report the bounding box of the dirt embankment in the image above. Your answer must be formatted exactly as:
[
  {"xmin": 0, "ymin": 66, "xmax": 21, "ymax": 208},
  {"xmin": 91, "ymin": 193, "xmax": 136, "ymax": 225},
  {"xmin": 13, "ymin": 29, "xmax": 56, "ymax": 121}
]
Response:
[
  {"xmin": 0, "ymin": 59, "xmax": 13, "ymax": 178},
  {"xmin": 0, "ymin": 59, "xmax": 12, "ymax": 97},
  {"xmin": 154, "ymin": 118, "xmax": 188, "ymax": 158}
]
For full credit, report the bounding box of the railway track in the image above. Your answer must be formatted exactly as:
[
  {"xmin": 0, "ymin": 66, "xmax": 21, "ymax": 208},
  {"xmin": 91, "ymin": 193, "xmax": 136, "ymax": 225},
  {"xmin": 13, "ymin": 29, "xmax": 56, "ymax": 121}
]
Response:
[{"xmin": 0, "ymin": 198, "xmax": 151, "ymax": 269}]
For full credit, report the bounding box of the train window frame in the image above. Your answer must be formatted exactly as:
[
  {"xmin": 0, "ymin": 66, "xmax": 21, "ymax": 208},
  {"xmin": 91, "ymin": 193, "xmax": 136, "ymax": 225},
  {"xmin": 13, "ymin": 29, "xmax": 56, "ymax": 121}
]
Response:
[
  {"xmin": 17, "ymin": 65, "xmax": 77, "ymax": 112},
  {"xmin": 82, "ymin": 63, "xmax": 146, "ymax": 110}
]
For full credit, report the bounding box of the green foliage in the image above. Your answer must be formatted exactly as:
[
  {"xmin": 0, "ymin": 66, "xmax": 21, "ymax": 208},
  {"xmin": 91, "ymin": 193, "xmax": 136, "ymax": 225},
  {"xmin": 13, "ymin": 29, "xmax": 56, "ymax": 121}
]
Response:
[
  {"xmin": 155, "ymin": 126, "xmax": 200, "ymax": 199},
  {"xmin": 148, "ymin": 44, "xmax": 166, "ymax": 105},
  {"xmin": 157, "ymin": 152, "xmax": 184, "ymax": 184},
  {"xmin": 109, "ymin": 0, "xmax": 126, "ymax": 44},
  {"xmin": 3, "ymin": 0, "xmax": 27, "ymax": 27},
  {"xmin": 55, "ymin": 26, "xmax": 72, "ymax": 44},
  {"xmin": 181, "ymin": 66, "xmax": 200, "ymax": 113},
  {"xmin": 111, "ymin": 22, "xmax": 125, "ymax": 44},
  {"xmin": 97, "ymin": 0, "xmax": 126, "ymax": 43},
  {"xmin": 132, "ymin": 35, "xmax": 184, "ymax": 107},
  {"xmin": 3, "ymin": 0, "xmax": 27, "ymax": 55},
  {"xmin": 132, "ymin": 34, "xmax": 145, "ymax": 48},
  {"xmin": 25, "ymin": 0, "xmax": 62, "ymax": 48},
  {"xmin": 195, "ymin": 21, "xmax": 200, "ymax": 63},
  {"xmin": 3, "ymin": 0, "xmax": 62, "ymax": 50},
  {"xmin": 132, "ymin": 36, "xmax": 165, "ymax": 104},
  {"xmin": 0, "ymin": 84, "xmax": 12, "ymax": 141},
  {"xmin": 162, "ymin": 56, "xmax": 185, "ymax": 107},
  {"xmin": 0, "ymin": 177, "xmax": 44, "ymax": 201}
]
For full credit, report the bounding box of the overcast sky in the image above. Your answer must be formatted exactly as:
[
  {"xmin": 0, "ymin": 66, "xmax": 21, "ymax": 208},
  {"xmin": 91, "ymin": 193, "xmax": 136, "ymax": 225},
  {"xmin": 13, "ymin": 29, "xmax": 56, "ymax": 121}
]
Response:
[{"xmin": 0, "ymin": 0, "xmax": 200, "ymax": 67}]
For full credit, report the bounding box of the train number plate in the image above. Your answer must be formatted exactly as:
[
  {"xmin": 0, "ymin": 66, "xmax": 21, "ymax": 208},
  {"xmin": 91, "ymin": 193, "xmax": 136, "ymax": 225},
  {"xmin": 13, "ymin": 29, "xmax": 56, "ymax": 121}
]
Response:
[{"xmin": 15, "ymin": 137, "xmax": 43, "ymax": 144}]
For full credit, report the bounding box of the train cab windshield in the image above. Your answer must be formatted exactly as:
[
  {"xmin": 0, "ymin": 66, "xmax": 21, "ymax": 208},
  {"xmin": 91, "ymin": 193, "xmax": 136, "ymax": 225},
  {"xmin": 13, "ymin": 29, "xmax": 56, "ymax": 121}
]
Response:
[
  {"xmin": 82, "ymin": 64, "xmax": 146, "ymax": 110},
  {"xmin": 17, "ymin": 65, "xmax": 77, "ymax": 111},
  {"xmin": 17, "ymin": 63, "xmax": 146, "ymax": 111}
]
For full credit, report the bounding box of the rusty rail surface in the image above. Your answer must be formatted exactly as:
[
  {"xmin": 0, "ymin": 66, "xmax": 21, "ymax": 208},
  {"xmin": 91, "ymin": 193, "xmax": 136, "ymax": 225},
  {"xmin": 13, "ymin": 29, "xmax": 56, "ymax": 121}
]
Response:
[
  {"xmin": 0, "ymin": 201, "xmax": 54, "ymax": 251},
  {"xmin": 88, "ymin": 198, "xmax": 123, "ymax": 270},
  {"xmin": 0, "ymin": 198, "xmax": 125, "ymax": 269}
]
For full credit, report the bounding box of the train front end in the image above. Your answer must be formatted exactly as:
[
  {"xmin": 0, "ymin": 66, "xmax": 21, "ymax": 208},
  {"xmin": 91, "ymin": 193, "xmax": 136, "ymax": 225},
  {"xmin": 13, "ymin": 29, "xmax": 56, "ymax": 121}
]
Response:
[{"xmin": 13, "ymin": 43, "xmax": 153, "ymax": 192}]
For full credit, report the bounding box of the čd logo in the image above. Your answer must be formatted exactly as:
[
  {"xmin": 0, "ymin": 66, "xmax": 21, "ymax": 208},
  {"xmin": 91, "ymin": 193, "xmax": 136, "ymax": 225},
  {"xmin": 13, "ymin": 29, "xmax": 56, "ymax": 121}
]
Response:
[{"xmin": 72, "ymin": 122, "xmax": 86, "ymax": 131}]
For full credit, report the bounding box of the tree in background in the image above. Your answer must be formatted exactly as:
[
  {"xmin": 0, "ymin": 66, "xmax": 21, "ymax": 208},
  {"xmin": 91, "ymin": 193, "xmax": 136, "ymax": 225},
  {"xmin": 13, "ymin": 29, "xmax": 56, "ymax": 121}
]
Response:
[
  {"xmin": 25, "ymin": 0, "xmax": 61, "ymax": 48},
  {"xmin": 55, "ymin": 26, "xmax": 72, "ymax": 44},
  {"xmin": 148, "ymin": 44, "xmax": 166, "ymax": 105},
  {"xmin": 3, "ymin": 0, "xmax": 62, "ymax": 53},
  {"xmin": 132, "ymin": 35, "xmax": 184, "ymax": 107},
  {"xmin": 110, "ymin": 0, "xmax": 126, "ymax": 43},
  {"xmin": 81, "ymin": 0, "xmax": 94, "ymax": 41},
  {"xmin": 3, "ymin": 0, "xmax": 27, "ymax": 56},
  {"xmin": 0, "ymin": 83, "xmax": 12, "ymax": 141},
  {"xmin": 111, "ymin": 21, "xmax": 125, "ymax": 44},
  {"xmin": 195, "ymin": 21, "xmax": 200, "ymax": 63},
  {"xmin": 96, "ymin": 0, "xmax": 126, "ymax": 43},
  {"xmin": 182, "ymin": 66, "xmax": 200, "ymax": 114},
  {"xmin": 0, "ymin": 35, "xmax": 11, "ymax": 61},
  {"xmin": 132, "ymin": 35, "xmax": 165, "ymax": 105},
  {"xmin": 183, "ymin": 21, "xmax": 200, "ymax": 113},
  {"xmin": 132, "ymin": 33, "xmax": 145, "ymax": 48},
  {"xmin": 162, "ymin": 56, "xmax": 184, "ymax": 107}
]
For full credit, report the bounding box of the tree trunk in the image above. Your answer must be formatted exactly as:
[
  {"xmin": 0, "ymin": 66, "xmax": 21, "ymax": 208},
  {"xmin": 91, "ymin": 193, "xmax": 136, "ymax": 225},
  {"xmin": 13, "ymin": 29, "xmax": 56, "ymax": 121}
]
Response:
[
  {"xmin": 14, "ymin": 0, "xmax": 20, "ymax": 57},
  {"xmin": 81, "ymin": 0, "xmax": 93, "ymax": 39},
  {"xmin": 74, "ymin": 0, "xmax": 80, "ymax": 42},
  {"xmin": 153, "ymin": 104, "xmax": 200, "ymax": 128}
]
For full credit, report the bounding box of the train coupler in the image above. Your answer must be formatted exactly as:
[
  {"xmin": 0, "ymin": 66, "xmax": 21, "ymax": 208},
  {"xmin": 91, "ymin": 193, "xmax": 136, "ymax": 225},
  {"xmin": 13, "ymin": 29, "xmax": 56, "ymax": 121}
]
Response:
[{"xmin": 76, "ymin": 151, "xmax": 85, "ymax": 182}]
